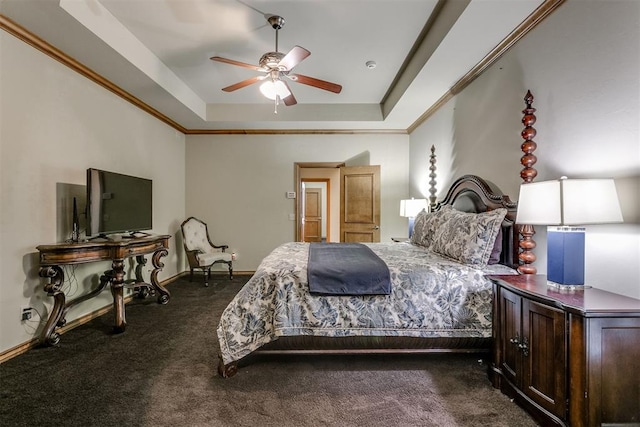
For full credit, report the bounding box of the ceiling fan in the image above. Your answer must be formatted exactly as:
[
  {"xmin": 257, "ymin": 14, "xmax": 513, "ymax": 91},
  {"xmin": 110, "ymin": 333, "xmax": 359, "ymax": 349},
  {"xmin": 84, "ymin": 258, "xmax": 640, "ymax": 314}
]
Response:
[{"xmin": 210, "ymin": 15, "xmax": 342, "ymax": 110}]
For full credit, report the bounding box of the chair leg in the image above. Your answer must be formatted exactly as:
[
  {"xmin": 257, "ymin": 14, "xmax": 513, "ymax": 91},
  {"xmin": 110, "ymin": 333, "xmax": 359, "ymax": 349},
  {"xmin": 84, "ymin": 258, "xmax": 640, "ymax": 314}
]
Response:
[
  {"xmin": 227, "ymin": 261, "xmax": 233, "ymax": 280},
  {"xmin": 189, "ymin": 268, "xmax": 194, "ymax": 282},
  {"xmin": 205, "ymin": 267, "xmax": 210, "ymax": 287}
]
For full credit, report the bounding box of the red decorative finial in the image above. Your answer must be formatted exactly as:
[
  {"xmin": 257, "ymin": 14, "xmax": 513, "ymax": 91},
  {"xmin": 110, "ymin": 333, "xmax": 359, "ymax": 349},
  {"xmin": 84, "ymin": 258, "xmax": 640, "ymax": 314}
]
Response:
[{"xmin": 520, "ymin": 90, "xmax": 538, "ymax": 183}]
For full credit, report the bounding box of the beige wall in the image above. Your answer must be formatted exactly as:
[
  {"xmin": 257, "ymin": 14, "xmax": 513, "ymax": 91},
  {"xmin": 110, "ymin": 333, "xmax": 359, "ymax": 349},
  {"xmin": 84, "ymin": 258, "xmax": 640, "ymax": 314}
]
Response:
[
  {"xmin": 410, "ymin": 0, "xmax": 640, "ymax": 298},
  {"xmin": 184, "ymin": 134, "xmax": 410, "ymax": 272},
  {"xmin": 0, "ymin": 32, "xmax": 186, "ymax": 353}
]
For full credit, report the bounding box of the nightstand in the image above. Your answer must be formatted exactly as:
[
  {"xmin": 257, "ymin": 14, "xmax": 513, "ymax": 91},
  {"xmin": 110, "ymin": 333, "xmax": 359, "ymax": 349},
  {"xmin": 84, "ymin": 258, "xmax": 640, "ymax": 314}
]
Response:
[{"xmin": 488, "ymin": 274, "xmax": 640, "ymax": 427}]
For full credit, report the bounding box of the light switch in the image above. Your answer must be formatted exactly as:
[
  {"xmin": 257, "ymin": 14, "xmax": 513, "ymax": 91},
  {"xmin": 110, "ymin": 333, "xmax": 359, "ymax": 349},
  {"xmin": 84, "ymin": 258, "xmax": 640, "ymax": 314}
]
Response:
[{"xmin": 288, "ymin": 214, "xmax": 295, "ymax": 221}]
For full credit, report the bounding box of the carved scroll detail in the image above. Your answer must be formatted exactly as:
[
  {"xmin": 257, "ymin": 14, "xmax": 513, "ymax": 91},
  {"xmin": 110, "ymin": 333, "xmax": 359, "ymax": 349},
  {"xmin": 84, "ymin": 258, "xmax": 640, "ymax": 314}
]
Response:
[
  {"xmin": 518, "ymin": 90, "xmax": 538, "ymax": 274},
  {"xmin": 428, "ymin": 145, "xmax": 437, "ymax": 210}
]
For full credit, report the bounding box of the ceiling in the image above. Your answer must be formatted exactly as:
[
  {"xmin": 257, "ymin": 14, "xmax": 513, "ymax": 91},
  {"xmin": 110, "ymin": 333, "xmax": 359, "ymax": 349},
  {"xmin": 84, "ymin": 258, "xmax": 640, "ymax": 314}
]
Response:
[{"xmin": 0, "ymin": 0, "xmax": 550, "ymax": 132}]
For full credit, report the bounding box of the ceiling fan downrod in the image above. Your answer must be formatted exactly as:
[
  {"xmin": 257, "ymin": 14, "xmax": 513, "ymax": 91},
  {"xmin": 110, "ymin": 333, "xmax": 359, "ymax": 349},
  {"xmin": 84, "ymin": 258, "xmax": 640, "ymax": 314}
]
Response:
[{"xmin": 267, "ymin": 15, "xmax": 285, "ymax": 52}]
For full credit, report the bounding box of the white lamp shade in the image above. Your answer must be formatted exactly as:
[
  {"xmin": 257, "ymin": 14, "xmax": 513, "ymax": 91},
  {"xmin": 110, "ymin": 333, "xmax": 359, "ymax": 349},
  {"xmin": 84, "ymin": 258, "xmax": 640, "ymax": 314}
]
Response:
[
  {"xmin": 562, "ymin": 179, "xmax": 623, "ymax": 224},
  {"xmin": 516, "ymin": 180, "xmax": 561, "ymax": 224},
  {"xmin": 516, "ymin": 178, "xmax": 623, "ymax": 225},
  {"xmin": 400, "ymin": 198, "xmax": 428, "ymax": 218},
  {"xmin": 260, "ymin": 80, "xmax": 290, "ymax": 100}
]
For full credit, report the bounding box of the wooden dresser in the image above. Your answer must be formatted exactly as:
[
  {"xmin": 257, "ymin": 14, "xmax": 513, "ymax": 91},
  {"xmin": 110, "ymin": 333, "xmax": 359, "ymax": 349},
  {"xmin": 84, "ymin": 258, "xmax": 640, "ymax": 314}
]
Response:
[{"xmin": 488, "ymin": 274, "xmax": 640, "ymax": 427}]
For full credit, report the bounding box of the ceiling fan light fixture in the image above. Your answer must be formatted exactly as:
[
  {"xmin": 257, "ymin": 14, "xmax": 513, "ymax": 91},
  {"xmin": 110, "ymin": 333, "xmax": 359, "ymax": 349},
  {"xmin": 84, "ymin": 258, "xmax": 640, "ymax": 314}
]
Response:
[{"xmin": 260, "ymin": 79, "xmax": 290, "ymax": 100}]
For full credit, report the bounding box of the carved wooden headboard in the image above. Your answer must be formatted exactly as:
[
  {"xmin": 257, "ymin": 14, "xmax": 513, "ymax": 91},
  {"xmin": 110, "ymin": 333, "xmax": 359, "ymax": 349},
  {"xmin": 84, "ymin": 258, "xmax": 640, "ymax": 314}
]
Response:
[{"xmin": 434, "ymin": 175, "xmax": 518, "ymax": 268}]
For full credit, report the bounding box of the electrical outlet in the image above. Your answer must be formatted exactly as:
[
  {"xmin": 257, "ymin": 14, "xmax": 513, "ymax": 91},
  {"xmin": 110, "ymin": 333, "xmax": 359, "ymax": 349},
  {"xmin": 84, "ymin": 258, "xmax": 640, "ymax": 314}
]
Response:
[{"xmin": 21, "ymin": 307, "xmax": 33, "ymax": 322}]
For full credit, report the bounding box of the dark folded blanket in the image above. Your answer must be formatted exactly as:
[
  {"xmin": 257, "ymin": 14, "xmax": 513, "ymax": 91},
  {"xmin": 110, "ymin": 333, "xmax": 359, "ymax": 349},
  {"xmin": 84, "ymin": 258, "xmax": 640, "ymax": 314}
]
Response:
[{"xmin": 307, "ymin": 242, "xmax": 391, "ymax": 295}]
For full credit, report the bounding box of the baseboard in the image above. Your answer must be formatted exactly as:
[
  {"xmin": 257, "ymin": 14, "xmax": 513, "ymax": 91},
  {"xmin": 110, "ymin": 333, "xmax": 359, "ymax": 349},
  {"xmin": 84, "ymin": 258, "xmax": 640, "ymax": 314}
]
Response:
[
  {"xmin": 0, "ymin": 338, "xmax": 40, "ymax": 363},
  {"xmin": 0, "ymin": 272, "xmax": 185, "ymax": 364}
]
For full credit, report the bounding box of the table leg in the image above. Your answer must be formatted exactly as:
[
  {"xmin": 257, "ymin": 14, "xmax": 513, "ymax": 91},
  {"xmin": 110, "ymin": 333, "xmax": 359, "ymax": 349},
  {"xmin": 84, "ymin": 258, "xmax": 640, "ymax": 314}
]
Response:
[
  {"xmin": 110, "ymin": 259, "xmax": 126, "ymax": 333},
  {"xmin": 39, "ymin": 266, "xmax": 66, "ymax": 346},
  {"xmin": 134, "ymin": 255, "xmax": 146, "ymax": 283},
  {"xmin": 151, "ymin": 248, "xmax": 170, "ymax": 304}
]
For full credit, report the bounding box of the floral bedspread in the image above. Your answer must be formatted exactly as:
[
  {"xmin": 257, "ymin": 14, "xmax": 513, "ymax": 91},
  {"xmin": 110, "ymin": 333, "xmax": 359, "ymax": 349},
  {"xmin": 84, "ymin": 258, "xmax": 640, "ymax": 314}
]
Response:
[{"xmin": 217, "ymin": 242, "xmax": 515, "ymax": 365}]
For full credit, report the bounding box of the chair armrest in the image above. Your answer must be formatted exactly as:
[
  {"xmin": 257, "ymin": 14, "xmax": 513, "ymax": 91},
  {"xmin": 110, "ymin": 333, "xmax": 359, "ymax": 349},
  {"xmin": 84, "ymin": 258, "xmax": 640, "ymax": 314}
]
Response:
[
  {"xmin": 184, "ymin": 249, "xmax": 203, "ymax": 267},
  {"xmin": 212, "ymin": 244, "xmax": 229, "ymax": 252}
]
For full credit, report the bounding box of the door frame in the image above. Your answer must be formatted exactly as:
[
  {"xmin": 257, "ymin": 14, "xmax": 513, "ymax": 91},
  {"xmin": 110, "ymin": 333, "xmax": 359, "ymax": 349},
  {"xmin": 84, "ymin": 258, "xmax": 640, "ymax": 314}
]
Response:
[{"xmin": 294, "ymin": 162, "xmax": 344, "ymax": 242}]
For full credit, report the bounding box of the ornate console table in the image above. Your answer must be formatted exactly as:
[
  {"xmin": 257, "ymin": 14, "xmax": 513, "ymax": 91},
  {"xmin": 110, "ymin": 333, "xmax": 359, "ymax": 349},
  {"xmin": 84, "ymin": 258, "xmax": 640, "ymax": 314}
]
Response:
[{"xmin": 37, "ymin": 235, "xmax": 171, "ymax": 346}]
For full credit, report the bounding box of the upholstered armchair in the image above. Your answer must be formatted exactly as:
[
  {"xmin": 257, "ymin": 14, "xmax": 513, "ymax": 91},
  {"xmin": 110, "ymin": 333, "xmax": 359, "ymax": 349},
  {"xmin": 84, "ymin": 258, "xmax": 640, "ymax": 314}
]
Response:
[{"xmin": 180, "ymin": 217, "xmax": 233, "ymax": 287}]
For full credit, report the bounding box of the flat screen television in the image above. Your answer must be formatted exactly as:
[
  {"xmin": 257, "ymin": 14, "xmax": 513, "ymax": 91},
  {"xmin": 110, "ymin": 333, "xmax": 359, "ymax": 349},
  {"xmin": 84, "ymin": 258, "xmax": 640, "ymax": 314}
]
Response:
[{"xmin": 86, "ymin": 168, "xmax": 152, "ymax": 237}]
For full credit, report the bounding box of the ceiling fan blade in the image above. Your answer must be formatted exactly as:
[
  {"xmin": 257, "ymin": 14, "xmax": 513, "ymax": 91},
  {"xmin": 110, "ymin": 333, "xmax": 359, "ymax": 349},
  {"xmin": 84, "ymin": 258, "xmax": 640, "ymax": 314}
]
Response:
[
  {"xmin": 282, "ymin": 93, "xmax": 297, "ymax": 106},
  {"xmin": 281, "ymin": 81, "xmax": 297, "ymax": 106},
  {"xmin": 290, "ymin": 73, "xmax": 342, "ymax": 94},
  {"xmin": 210, "ymin": 56, "xmax": 263, "ymax": 71},
  {"xmin": 221, "ymin": 76, "xmax": 263, "ymax": 92},
  {"xmin": 278, "ymin": 46, "xmax": 310, "ymax": 71}
]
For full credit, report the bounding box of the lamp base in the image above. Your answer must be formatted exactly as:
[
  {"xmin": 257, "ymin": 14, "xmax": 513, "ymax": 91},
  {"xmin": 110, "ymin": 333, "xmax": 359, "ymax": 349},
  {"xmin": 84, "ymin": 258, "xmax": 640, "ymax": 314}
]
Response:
[{"xmin": 547, "ymin": 226, "xmax": 585, "ymax": 286}]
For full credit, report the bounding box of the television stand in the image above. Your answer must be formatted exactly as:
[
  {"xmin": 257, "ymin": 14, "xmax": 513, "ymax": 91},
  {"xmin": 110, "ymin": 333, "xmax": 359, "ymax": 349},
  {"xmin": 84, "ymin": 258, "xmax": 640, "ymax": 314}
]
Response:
[{"xmin": 36, "ymin": 234, "xmax": 171, "ymax": 346}]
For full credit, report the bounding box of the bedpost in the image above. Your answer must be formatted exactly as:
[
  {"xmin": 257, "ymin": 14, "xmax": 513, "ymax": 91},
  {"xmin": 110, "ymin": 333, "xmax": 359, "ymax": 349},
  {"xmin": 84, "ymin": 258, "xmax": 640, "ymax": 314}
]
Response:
[
  {"xmin": 517, "ymin": 90, "xmax": 538, "ymax": 274},
  {"xmin": 428, "ymin": 145, "xmax": 437, "ymax": 210}
]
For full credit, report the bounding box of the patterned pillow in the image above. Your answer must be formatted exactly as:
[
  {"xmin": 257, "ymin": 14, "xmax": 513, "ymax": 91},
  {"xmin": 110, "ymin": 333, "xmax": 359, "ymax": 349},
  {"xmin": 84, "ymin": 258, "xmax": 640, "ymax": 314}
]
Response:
[
  {"xmin": 430, "ymin": 207, "xmax": 508, "ymax": 266},
  {"xmin": 410, "ymin": 206, "xmax": 452, "ymax": 248}
]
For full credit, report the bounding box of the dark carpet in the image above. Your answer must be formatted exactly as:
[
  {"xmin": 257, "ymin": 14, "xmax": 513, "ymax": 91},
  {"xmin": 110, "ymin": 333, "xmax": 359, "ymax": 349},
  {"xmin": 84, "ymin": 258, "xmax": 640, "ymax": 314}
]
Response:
[{"xmin": 0, "ymin": 275, "xmax": 538, "ymax": 426}]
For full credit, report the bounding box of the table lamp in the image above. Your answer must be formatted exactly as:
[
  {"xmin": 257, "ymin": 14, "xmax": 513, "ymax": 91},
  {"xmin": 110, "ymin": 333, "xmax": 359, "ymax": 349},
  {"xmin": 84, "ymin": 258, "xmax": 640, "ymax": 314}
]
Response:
[
  {"xmin": 516, "ymin": 177, "xmax": 623, "ymax": 288},
  {"xmin": 400, "ymin": 198, "xmax": 428, "ymax": 238}
]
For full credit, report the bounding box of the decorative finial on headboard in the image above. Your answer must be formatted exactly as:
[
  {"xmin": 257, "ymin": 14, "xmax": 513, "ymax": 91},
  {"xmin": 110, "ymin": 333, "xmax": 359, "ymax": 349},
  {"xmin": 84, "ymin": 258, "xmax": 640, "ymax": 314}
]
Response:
[
  {"xmin": 428, "ymin": 145, "xmax": 437, "ymax": 210},
  {"xmin": 518, "ymin": 90, "xmax": 538, "ymax": 274}
]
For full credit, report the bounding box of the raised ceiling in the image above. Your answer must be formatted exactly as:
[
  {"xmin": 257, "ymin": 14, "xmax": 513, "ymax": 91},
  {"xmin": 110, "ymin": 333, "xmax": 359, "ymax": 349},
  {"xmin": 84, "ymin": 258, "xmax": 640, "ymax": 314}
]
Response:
[{"xmin": 0, "ymin": 0, "xmax": 556, "ymax": 132}]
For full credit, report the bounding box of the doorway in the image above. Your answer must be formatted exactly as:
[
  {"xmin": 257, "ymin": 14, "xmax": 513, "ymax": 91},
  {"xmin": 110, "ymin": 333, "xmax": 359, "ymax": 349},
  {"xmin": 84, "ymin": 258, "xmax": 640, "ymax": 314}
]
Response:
[
  {"xmin": 294, "ymin": 162, "xmax": 381, "ymax": 243},
  {"xmin": 295, "ymin": 162, "xmax": 343, "ymax": 242},
  {"xmin": 301, "ymin": 180, "xmax": 329, "ymax": 242}
]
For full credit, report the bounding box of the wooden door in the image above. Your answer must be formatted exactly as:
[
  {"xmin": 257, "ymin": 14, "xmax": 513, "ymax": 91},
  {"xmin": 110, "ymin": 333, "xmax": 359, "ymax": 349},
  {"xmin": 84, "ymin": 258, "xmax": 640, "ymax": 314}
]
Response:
[
  {"xmin": 522, "ymin": 299, "xmax": 566, "ymax": 419},
  {"xmin": 340, "ymin": 166, "xmax": 380, "ymax": 242},
  {"xmin": 585, "ymin": 317, "xmax": 640, "ymax": 426},
  {"xmin": 499, "ymin": 287, "xmax": 522, "ymax": 386},
  {"xmin": 303, "ymin": 188, "xmax": 322, "ymax": 242}
]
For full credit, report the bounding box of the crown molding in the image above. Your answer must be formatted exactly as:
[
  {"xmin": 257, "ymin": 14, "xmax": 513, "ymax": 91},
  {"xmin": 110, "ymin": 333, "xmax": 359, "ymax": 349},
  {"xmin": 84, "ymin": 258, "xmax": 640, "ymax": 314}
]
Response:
[{"xmin": 184, "ymin": 128, "xmax": 407, "ymax": 135}]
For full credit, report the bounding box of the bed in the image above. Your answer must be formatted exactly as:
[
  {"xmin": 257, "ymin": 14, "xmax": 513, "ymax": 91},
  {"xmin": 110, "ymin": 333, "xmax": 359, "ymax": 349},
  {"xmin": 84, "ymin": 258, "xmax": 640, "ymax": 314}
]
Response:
[
  {"xmin": 216, "ymin": 91, "xmax": 540, "ymax": 378},
  {"xmin": 217, "ymin": 175, "xmax": 520, "ymax": 377}
]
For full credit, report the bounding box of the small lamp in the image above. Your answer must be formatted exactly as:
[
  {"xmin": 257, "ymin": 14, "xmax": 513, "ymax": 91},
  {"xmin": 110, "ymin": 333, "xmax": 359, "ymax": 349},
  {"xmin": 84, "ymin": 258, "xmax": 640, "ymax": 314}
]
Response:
[
  {"xmin": 400, "ymin": 198, "xmax": 428, "ymax": 238},
  {"xmin": 516, "ymin": 177, "xmax": 623, "ymax": 288}
]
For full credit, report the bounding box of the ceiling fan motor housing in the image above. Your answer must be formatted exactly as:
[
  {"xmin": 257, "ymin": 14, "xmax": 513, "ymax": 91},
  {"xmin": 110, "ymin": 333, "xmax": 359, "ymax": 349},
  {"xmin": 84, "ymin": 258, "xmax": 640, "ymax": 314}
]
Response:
[{"xmin": 260, "ymin": 52, "xmax": 286, "ymax": 70}]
